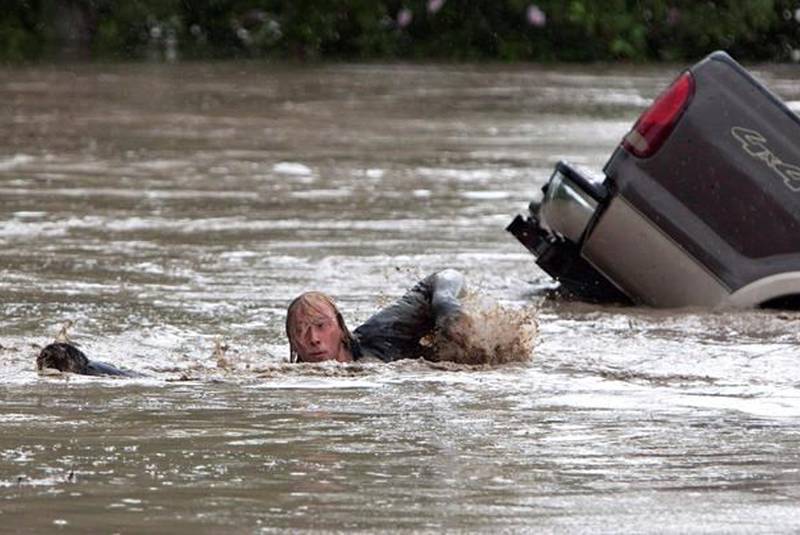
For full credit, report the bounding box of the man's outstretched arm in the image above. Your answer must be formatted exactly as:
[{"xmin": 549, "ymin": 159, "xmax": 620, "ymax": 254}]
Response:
[
  {"xmin": 430, "ymin": 268, "xmax": 466, "ymax": 323},
  {"xmin": 353, "ymin": 269, "xmax": 466, "ymax": 361}
]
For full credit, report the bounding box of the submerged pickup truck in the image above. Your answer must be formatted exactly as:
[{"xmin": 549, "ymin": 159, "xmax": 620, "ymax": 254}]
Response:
[{"xmin": 508, "ymin": 51, "xmax": 800, "ymax": 308}]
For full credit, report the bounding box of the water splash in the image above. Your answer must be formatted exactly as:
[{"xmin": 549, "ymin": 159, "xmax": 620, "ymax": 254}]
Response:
[{"xmin": 431, "ymin": 291, "xmax": 538, "ymax": 365}]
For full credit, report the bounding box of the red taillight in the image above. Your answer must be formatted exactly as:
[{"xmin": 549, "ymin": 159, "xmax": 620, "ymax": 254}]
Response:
[{"xmin": 622, "ymin": 71, "xmax": 695, "ymax": 158}]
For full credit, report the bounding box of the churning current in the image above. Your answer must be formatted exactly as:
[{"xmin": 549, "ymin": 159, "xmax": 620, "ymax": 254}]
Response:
[{"xmin": 1, "ymin": 61, "xmax": 800, "ymax": 533}]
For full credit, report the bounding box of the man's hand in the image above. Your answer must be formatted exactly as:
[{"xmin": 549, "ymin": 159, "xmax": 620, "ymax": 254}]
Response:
[{"xmin": 435, "ymin": 309, "xmax": 474, "ymax": 347}]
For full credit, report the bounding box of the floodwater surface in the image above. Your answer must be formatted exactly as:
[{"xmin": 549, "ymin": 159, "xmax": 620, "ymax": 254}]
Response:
[{"xmin": 1, "ymin": 61, "xmax": 800, "ymax": 533}]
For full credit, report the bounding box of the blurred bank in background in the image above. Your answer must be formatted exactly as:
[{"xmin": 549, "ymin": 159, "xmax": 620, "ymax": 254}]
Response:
[{"xmin": 2, "ymin": 0, "xmax": 800, "ymax": 63}]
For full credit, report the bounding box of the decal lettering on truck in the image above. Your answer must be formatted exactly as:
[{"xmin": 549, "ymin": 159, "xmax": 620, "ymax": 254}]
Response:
[{"xmin": 731, "ymin": 126, "xmax": 800, "ymax": 191}]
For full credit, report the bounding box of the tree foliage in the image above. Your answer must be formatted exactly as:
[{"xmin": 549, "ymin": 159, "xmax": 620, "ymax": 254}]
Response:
[{"xmin": 0, "ymin": 0, "xmax": 796, "ymax": 62}]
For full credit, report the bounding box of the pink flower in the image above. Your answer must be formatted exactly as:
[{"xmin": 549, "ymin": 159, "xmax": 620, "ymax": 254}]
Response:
[
  {"xmin": 667, "ymin": 7, "xmax": 680, "ymax": 26},
  {"xmin": 397, "ymin": 8, "xmax": 413, "ymax": 28},
  {"xmin": 526, "ymin": 5, "xmax": 546, "ymax": 27},
  {"xmin": 427, "ymin": 0, "xmax": 445, "ymax": 14}
]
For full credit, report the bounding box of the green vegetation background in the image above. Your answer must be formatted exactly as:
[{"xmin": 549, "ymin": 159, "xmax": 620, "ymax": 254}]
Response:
[{"xmin": 2, "ymin": 0, "xmax": 799, "ymax": 62}]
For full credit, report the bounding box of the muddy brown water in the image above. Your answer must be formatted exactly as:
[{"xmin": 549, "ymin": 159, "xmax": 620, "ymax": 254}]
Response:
[{"xmin": 1, "ymin": 61, "xmax": 800, "ymax": 533}]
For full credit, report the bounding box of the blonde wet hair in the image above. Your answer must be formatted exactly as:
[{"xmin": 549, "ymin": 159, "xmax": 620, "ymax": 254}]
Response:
[{"xmin": 285, "ymin": 291, "xmax": 355, "ymax": 363}]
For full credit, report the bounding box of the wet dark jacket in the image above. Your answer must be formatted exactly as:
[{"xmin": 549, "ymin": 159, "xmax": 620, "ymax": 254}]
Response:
[{"xmin": 352, "ymin": 269, "xmax": 465, "ymax": 362}]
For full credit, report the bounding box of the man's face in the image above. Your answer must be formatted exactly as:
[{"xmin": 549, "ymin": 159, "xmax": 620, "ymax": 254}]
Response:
[{"xmin": 290, "ymin": 303, "xmax": 347, "ymax": 362}]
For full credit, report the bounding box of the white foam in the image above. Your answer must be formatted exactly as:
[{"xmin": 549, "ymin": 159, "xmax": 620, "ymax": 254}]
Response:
[
  {"xmin": 0, "ymin": 154, "xmax": 33, "ymax": 171},
  {"xmin": 460, "ymin": 190, "xmax": 512, "ymax": 200},
  {"xmin": 136, "ymin": 159, "xmax": 189, "ymax": 170},
  {"xmin": 290, "ymin": 189, "xmax": 352, "ymax": 199},
  {"xmin": 12, "ymin": 211, "xmax": 46, "ymax": 219},
  {"xmin": 273, "ymin": 162, "xmax": 312, "ymax": 176}
]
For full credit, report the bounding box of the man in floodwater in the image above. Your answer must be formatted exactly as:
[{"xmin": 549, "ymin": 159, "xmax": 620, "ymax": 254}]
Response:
[
  {"xmin": 286, "ymin": 269, "xmax": 469, "ymax": 363},
  {"xmin": 36, "ymin": 269, "xmax": 534, "ymax": 373}
]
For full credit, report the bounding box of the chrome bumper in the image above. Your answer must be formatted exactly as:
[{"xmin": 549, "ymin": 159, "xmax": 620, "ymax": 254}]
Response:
[{"xmin": 507, "ymin": 161, "xmax": 628, "ymax": 303}]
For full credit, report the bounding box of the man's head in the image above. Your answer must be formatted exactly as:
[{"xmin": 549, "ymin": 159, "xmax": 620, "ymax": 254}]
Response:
[{"xmin": 286, "ymin": 292, "xmax": 354, "ymax": 363}]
